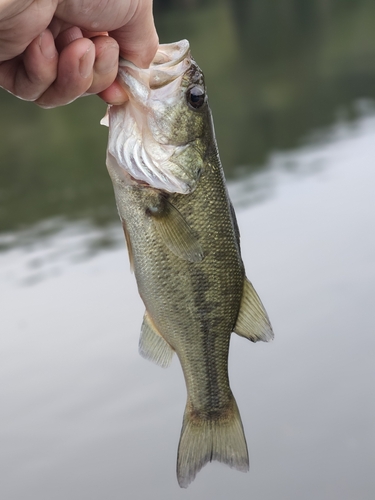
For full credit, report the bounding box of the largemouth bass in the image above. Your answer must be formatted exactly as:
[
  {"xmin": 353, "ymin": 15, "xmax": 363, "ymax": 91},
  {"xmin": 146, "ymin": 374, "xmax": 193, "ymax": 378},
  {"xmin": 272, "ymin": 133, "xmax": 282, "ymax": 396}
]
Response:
[{"xmin": 102, "ymin": 40, "xmax": 273, "ymax": 488}]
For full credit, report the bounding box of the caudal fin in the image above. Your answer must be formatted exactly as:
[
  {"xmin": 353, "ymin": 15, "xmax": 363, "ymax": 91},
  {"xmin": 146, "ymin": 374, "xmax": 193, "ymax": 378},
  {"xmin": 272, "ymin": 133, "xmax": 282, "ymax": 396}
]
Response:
[{"xmin": 177, "ymin": 396, "xmax": 249, "ymax": 488}]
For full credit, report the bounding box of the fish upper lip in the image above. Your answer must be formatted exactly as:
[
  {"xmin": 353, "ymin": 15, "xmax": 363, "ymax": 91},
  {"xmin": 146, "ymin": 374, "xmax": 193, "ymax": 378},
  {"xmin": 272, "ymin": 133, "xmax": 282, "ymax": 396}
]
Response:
[
  {"xmin": 118, "ymin": 40, "xmax": 192, "ymax": 92},
  {"xmin": 120, "ymin": 40, "xmax": 190, "ymax": 71},
  {"xmin": 150, "ymin": 40, "xmax": 190, "ymax": 68}
]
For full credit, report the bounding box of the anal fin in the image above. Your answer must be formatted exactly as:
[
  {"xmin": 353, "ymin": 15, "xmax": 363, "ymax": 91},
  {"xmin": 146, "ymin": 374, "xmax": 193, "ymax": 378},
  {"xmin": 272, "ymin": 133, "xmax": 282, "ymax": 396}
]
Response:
[
  {"xmin": 139, "ymin": 312, "xmax": 175, "ymax": 368},
  {"xmin": 234, "ymin": 277, "xmax": 274, "ymax": 342}
]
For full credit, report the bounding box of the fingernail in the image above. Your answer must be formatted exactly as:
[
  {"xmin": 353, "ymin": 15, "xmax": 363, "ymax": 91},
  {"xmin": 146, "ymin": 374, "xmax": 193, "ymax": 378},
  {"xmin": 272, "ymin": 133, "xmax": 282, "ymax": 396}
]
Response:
[
  {"xmin": 96, "ymin": 44, "xmax": 119, "ymax": 75},
  {"xmin": 79, "ymin": 44, "xmax": 95, "ymax": 79},
  {"xmin": 39, "ymin": 31, "xmax": 57, "ymax": 59}
]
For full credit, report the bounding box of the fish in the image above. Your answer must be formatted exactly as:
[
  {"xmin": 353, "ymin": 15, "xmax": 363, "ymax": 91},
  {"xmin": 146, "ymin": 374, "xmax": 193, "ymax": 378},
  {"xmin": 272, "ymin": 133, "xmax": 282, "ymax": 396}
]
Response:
[{"xmin": 101, "ymin": 40, "xmax": 273, "ymax": 488}]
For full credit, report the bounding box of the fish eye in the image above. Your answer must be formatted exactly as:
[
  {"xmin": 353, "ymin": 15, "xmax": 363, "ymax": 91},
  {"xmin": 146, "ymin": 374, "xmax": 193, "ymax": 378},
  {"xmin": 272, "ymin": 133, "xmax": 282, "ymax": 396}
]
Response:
[{"xmin": 187, "ymin": 86, "xmax": 205, "ymax": 109}]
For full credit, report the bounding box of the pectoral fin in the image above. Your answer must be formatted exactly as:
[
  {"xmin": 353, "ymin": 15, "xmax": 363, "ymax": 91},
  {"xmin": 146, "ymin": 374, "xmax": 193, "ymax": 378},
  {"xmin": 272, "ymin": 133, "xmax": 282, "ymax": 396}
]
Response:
[
  {"xmin": 139, "ymin": 312, "xmax": 175, "ymax": 368},
  {"xmin": 149, "ymin": 198, "xmax": 204, "ymax": 263},
  {"xmin": 234, "ymin": 277, "xmax": 274, "ymax": 342}
]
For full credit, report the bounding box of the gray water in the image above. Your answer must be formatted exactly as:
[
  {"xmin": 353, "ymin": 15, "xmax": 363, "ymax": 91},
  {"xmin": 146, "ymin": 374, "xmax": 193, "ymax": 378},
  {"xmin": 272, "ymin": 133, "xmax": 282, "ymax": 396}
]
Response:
[
  {"xmin": 1, "ymin": 114, "xmax": 374, "ymax": 499},
  {"xmin": 1, "ymin": 0, "xmax": 375, "ymax": 498}
]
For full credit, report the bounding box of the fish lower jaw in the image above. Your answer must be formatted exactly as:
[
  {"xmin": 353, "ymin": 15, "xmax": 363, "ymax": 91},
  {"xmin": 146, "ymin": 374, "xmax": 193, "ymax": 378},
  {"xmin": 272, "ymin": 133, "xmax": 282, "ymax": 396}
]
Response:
[
  {"xmin": 122, "ymin": 168, "xmax": 172, "ymax": 193},
  {"xmin": 127, "ymin": 172, "xmax": 152, "ymax": 188},
  {"xmin": 112, "ymin": 161, "xmax": 153, "ymax": 189}
]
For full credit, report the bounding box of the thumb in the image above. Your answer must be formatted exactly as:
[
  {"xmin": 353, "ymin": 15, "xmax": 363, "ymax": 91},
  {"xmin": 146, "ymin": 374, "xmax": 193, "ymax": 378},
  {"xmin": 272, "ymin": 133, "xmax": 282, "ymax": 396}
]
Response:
[{"xmin": 109, "ymin": 0, "xmax": 158, "ymax": 68}]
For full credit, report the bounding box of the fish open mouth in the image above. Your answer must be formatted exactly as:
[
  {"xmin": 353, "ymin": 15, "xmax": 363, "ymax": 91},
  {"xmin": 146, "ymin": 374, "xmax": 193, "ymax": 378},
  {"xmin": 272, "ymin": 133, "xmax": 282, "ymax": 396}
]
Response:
[
  {"xmin": 152, "ymin": 40, "xmax": 190, "ymax": 66},
  {"xmin": 117, "ymin": 40, "xmax": 192, "ymax": 102},
  {"xmin": 103, "ymin": 40, "xmax": 204, "ymax": 195}
]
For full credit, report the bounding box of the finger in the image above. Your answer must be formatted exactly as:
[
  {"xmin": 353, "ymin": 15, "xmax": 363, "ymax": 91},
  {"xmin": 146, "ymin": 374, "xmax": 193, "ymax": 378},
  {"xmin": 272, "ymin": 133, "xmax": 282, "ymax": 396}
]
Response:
[
  {"xmin": 109, "ymin": 1, "xmax": 159, "ymax": 68},
  {"xmin": 54, "ymin": 30, "xmax": 119, "ymax": 97},
  {"xmin": 36, "ymin": 37, "xmax": 95, "ymax": 108},
  {"xmin": 55, "ymin": 26, "xmax": 84, "ymax": 53},
  {"xmin": 84, "ymin": 35, "xmax": 119, "ymax": 95},
  {"xmin": 48, "ymin": 17, "xmax": 73, "ymax": 39},
  {"xmin": 98, "ymin": 79, "xmax": 129, "ymax": 105},
  {"xmin": 0, "ymin": 29, "xmax": 58, "ymax": 101}
]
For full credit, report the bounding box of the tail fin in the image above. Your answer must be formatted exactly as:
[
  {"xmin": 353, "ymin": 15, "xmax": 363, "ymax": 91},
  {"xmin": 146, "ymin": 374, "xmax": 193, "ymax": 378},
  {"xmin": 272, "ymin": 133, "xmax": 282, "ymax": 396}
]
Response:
[{"xmin": 177, "ymin": 396, "xmax": 249, "ymax": 488}]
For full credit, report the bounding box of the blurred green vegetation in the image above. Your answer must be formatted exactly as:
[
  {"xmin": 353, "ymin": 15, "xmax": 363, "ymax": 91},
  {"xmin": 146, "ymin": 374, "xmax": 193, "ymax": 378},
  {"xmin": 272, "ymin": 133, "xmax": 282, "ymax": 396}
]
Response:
[
  {"xmin": 0, "ymin": 94, "xmax": 111, "ymax": 234},
  {"xmin": 1, "ymin": 0, "xmax": 375, "ymax": 238}
]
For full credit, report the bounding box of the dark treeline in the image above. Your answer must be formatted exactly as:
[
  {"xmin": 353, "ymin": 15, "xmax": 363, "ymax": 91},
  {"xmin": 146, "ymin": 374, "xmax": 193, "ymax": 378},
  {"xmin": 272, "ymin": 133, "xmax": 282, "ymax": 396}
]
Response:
[
  {"xmin": 153, "ymin": 0, "xmax": 375, "ymax": 168},
  {"xmin": 1, "ymin": 0, "xmax": 375, "ymax": 239}
]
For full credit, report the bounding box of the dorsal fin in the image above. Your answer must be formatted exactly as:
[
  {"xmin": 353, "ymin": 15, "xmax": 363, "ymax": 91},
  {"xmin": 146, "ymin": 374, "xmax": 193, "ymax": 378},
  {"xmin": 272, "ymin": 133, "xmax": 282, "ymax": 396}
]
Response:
[{"xmin": 234, "ymin": 277, "xmax": 274, "ymax": 342}]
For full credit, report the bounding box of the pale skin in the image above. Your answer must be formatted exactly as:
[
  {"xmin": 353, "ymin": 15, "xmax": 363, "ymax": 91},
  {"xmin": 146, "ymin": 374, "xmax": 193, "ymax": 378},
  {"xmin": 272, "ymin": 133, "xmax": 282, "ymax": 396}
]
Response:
[{"xmin": 0, "ymin": 0, "xmax": 158, "ymax": 107}]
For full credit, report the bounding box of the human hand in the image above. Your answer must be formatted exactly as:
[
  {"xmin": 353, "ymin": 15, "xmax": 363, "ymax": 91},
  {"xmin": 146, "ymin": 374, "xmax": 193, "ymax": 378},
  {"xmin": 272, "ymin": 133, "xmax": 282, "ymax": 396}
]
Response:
[{"xmin": 0, "ymin": 0, "xmax": 158, "ymax": 107}]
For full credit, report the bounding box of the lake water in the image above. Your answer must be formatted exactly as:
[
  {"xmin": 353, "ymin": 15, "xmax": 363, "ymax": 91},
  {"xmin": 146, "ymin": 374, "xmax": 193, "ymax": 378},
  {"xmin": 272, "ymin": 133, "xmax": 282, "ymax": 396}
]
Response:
[
  {"xmin": 1, "ymin": 1, "xmax": 375, "ymax": 498},
  {"xmin": 1, "ymin": 113, "xmax": 374, "ymax": 499}
]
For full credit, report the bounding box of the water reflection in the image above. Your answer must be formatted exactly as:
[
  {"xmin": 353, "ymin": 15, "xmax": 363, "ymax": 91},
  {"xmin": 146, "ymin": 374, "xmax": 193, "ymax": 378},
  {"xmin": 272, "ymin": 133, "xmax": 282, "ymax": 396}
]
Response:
[
  {"xmin": 157, "ymin": 0, "xmax": 375, "ymax": 168},
  {"xmin": 0, "ymin": 219, "xmax": 123, "ymax": 286},
  {"xmin": 2, "ymin": 0, "xmax": 375, "ymax": 245}
]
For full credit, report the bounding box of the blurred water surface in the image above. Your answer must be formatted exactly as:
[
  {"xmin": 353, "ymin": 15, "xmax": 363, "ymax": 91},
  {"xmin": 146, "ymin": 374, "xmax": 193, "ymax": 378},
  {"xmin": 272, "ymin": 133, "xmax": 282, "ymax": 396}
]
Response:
[{"xmin": 1, "ymin": 1, "xmax": 375, "ymax": 499}]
